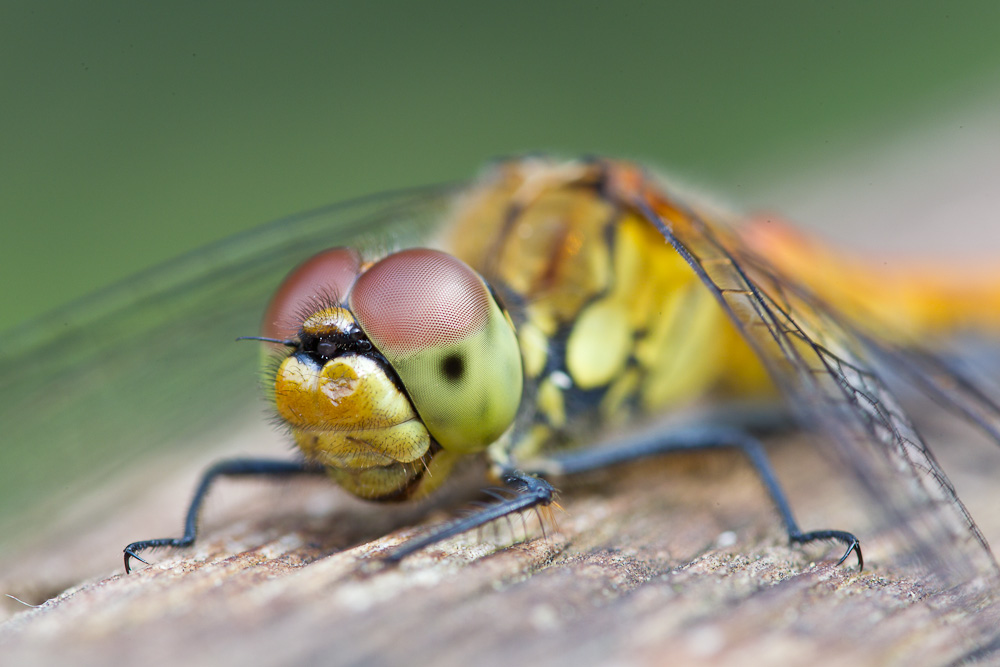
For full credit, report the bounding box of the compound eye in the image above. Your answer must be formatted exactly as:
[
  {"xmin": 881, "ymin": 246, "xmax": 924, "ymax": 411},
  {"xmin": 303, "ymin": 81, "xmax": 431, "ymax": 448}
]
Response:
[
  {"xmin": 349, "ymin": 249, "xmax": 523, "ymax": 453},
  {"xmin": 263, "ymin": 248, "xmax": 362, "ymax": 340}
]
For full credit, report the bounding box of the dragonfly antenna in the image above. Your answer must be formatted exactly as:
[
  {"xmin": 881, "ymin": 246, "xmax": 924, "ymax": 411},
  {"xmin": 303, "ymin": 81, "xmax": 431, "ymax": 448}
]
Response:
[{"xmin": 235, "ymin": 335, "xmax": 297, "ymax": 346}]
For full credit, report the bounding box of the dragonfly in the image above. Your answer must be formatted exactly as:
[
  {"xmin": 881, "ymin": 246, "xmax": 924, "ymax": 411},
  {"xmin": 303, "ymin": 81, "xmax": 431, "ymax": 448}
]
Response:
[{"xmin": 1, "ymin": 157, "xmax": 997, "ymax": 587}]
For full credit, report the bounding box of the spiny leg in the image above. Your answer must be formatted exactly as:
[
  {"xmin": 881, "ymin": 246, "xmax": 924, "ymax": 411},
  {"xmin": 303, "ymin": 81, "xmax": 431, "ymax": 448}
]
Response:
[
  {"xmin": 378, "ymin": 469, "xmax": 555, "ymax": 564},
  {"xmin": 123, "ymin": 458, "xmax": 325, "ymax": 573},
  {"xmin": 528, "ymin": 424, "xmax": 862, "ymax": 569}
]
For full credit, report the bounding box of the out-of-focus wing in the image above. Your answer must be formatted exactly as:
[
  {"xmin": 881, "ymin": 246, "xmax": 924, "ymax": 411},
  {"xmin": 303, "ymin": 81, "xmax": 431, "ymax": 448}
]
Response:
[
  {"xmin": 617, "ymin": 168, "xmax": 998, "ymax": 586},
  {"xmin": 0, "ymin": 184, "xmax": 457, "ymax": 548},
  {"xmin": 864, "ymin": 340, "xmax": 1000, "ymax": 445}
]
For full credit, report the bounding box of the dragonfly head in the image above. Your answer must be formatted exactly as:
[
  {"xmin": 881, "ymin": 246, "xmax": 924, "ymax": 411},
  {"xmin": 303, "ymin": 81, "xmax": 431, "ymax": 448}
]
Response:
[{"xmin": 260, "ymin": 247, "xmax": 524, "ymax": 499}]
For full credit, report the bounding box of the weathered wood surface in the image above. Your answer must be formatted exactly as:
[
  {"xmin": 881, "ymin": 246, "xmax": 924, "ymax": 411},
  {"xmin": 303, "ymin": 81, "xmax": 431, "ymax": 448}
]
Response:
[{"xmin": 2, "ymin": 420, "xmax": 999, "ymax": 667}]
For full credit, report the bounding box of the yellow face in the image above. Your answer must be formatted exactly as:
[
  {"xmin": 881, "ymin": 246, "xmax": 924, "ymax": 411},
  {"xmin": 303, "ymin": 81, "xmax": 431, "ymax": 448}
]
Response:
[{"xmin": 262, "ymin": 247, "xmax": 523, "ymax": 500}]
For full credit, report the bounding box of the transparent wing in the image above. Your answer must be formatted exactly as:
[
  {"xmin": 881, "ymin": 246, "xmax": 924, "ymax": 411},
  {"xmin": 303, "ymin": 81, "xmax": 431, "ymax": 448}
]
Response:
[
  {"xmin": 0, "ymin": 184, "xmax": 458, "ymax": 547},
  {"xmin": 863, "ymin": 339, "xmax": 1000, "ymax": 445},
  {"xmin": 625, "ymin": 178, "xmax": 998, "ymax": 585}
]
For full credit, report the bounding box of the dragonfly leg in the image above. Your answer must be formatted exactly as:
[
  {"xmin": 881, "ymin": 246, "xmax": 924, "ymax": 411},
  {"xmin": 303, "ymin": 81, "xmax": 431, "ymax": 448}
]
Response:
[
  {"xmin": 122, "ymin": 458, "xmax": 324, "ymax": 573},
  {"xmin": 527, "ymin": 424, "xmax": 863, "ymax": 570},
  {"xmin": 378, "ymin": 469, "xmax": 555, "ymax": 564}
]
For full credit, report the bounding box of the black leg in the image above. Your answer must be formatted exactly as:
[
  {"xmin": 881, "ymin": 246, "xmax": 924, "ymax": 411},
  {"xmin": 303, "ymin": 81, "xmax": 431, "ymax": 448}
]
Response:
[
  {"xmin": 529, "ymin": 424, "xmax": 862, "ymax": 570},
  {"xmin": 378, "ymin": 469, "xmax": 555, "ymax": 564},
  {"xmin": 123, "ymin": 458, "xmax": 324, "ymax": 573}
]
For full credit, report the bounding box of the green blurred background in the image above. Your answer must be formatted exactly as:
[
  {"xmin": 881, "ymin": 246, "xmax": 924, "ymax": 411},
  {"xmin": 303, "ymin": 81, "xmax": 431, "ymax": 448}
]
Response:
[{"xmin": 3, "ymin": 1, "xmax": 1000, "ymax": 334}]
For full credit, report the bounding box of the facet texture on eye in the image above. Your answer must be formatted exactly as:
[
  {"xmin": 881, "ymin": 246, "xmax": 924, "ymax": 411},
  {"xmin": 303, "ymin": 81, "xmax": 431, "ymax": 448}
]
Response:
[
  {"xmin": 350, "ymin": 248, "xmax": 492, "ymax": 356},
  {"xmin": 263, "ymin": 247, "xmax": 362, "ymax": 340}
]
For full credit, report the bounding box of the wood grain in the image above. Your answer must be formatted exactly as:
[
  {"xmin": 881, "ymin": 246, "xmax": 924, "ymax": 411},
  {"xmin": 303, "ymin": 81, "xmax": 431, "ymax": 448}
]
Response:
[{"xmin": 2, "ymin": 427, "xmax": 998, "ymax": 667}]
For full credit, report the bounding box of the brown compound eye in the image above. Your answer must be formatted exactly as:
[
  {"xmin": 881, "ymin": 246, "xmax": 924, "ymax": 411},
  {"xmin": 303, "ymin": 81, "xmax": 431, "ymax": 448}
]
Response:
[
  {"xmin": 349, "ymin": 249, "xmax": 491, "ymax": 355},
  {"xmin": 262, "ymin": 247, "xmax": 362, "ymax": 340},
  {"xmin": 348, "ymin": 248, "xmax": 523, "ymax": 454}
]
